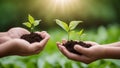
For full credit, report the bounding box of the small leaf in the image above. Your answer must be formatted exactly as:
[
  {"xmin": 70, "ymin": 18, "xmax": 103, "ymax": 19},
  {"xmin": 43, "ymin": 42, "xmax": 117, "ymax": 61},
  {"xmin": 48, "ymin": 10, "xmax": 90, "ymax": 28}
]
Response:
[
  {"xmin": 23, "ymin": 22, "xmax": 31, "ymax": 28},
  {"xmin": 56, "ymin": 19, "xmax": 69, "ymax": 32},
  {"xmin": 34, "ymin": 20, "xmax": 41, "ymax": 26},
  {"xmin": 69, "ymin": 21, "xmax": 82, "ymax": 30},
  {"xmin": 28, "ymin": 14, "xmax": 35, "ymax": 24},
  {"xmin": 77, "ymin": 29, "xmax": 84, "ymax": 36}
]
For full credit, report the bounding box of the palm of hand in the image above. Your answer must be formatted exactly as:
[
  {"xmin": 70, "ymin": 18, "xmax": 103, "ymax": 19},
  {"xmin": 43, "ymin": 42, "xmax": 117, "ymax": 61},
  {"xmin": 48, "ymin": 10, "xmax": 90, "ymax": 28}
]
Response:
[
  {"xmin": 7, "ymin": 27, "xmax": 30, "ymax": 39},
  {"xmin": 0, "ymin": 27, "xmax": 30, "ymax": 44},
  {"xmin": 0, "ymin": 27, "xmax": 50, "ymax": 57}
]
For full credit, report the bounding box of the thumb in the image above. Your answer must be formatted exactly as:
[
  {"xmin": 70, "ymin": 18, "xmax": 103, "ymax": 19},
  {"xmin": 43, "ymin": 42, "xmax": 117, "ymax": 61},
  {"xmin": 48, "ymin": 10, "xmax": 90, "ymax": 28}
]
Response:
[{"xmin": 74, "ymin": 45, "xmax": 89, "ymax": 55}]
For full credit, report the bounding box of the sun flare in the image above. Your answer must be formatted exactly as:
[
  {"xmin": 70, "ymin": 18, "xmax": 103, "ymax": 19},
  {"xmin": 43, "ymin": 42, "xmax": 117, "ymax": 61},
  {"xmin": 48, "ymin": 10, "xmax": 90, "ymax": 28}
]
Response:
[
  {"xmin": 31, "ymin": 0, "xmax": 81, "ymax": 20},
  {"xmin": 49, "ymin": 0, "xmax": 80, "ymax": 13},
  {"xmin": 54, "ymin": 0, "xmax": 72, "ymax": 5}
]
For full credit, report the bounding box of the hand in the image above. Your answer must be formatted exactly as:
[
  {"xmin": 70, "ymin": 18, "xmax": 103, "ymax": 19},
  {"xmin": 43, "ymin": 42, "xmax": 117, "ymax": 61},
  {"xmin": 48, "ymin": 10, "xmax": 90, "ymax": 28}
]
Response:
[
  {"xmin": 57, "ymin": 40, "xmax": 105, "ymax": 64},
  {"xmin": 0, "ymin": 27, "xmax": 50, "ymax": 57},
  {"xmin": 7, "ymin": 27, "xmax": 30, "ymax": 38},
  {"xmin": 0, "ymin": 27, "xmax": 30, "ymax": 44}
]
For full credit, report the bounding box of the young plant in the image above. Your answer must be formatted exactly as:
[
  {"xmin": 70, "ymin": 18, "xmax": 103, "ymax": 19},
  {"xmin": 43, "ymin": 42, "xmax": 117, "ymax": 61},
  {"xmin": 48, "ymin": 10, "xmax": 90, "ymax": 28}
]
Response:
[
  {"xmin": 23, "ymin": 14, "xmax": 41, "ymax": 32},
  {"xmin": 55, "ymin": 19, "xmax": 82, "ymax": 41},
  {"xmin": 21, "ymin": 14, "xmax": 43, "ymax": 43}
]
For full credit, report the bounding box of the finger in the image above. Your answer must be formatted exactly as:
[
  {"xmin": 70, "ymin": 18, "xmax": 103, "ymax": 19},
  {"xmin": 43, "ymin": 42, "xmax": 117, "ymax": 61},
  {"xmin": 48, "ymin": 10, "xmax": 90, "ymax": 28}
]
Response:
[
  {"xmin": 56, "ymin": 42, "xmax": 61, "ymax": 45},
  {"xmin": 62, "ymin": 39, "xmax": 67, "ymax": 44},
  {"xmin": 28, "ymin": 32, "xmax": 50, "ymax": 53},
  {"xmin": 39, "ymin": 32, "xmax": 50, "ymax": 45},
  {"xmin": 85, "ymin": 41, "xmax": 99, "ymax": 46},
  {"xmin": 36, "ymin": 31, "xmax": 50, "ymax": 39},
  {"xmin": 35, "ymin": 32, "xmax": 42, "ymax": 34},
  {"xmin": 28, "ymin": 42, "xmax": 43, "ymax": 54},
  {"xmin": 58, "ymin": 45, "xmax": 90, "ymax": 63},
  {"xmin": 35, "ymin": 31, "xmax": 44, "ymax": 38},
  {"xmin": 56, "ymin": 42, "xmax": 62, "ymax": 50},
  {"xmin": 74, "ymin": 45, "xmax": 90, "ymax": 55},
  {"xmin": 36, "ymin": 31, "xmax": 49, "ymax": 39}
]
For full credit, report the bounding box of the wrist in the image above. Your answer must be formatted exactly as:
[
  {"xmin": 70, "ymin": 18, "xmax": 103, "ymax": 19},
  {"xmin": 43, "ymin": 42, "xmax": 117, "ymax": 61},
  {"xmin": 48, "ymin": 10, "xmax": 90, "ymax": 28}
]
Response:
[
  {"xmin": 0, "ymin": 40, "xmax": 17, "ymax": 58},
  {"xmin": 98, "ymin": 46, "xmax": 107, "ymax": 59},
  {"xmin": 102, "ymin": 42, "xmax": 120, "ymax": 47}
]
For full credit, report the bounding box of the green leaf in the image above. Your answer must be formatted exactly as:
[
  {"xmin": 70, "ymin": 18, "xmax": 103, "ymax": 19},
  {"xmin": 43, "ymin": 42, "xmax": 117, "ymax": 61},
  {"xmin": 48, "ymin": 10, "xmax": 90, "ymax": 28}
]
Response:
[
  {"xmin": 69, "ymin": 21, "xmax": 82, "ymax": 30},
  {"xmin": 28, "ymin": 14, "xmax": 35, "ymax": 24},
  {"xmin": 77, "ymin": 29, "xmax": 84, "ymax": 36},
  {"xmin": 34, "ymin": 20, "xmax": 41, "ymax": 26},
  {"xmin": 56, "ymin": 19, "xmax": 69, "ymax": 32},
  {"xmin": 23, "ymin": 22, "xmax": 31, "ymax": 28}
]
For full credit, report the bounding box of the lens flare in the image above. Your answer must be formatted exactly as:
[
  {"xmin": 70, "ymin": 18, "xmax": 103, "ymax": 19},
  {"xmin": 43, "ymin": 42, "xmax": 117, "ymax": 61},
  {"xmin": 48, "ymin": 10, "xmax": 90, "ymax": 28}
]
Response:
[
  {"xmin": 48, "ymin": 0, "xmax": 80, "ymax": 14},
  {"xmin": 30, "ymin": 0, "xmax": 81, "ymax": 20}
]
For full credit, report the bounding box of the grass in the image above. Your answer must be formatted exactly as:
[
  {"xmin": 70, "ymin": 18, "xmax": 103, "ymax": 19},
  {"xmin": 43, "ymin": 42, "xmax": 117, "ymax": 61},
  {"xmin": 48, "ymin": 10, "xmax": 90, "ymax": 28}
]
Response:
[{"xmin": 0, "ymin": 24, "xmax": 120, "ymax": 68}]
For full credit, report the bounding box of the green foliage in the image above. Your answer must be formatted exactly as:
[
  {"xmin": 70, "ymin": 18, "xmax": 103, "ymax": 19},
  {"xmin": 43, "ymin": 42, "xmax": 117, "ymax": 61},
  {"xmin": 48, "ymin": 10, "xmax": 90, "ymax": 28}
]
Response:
[
  {"xmin": 55, "ymin": 19, "xmax": 69, "ymax": 32},
  {"xmin": 55, "ymin": 19, "xmax": 82, "ymax": 40},
  {"xmin": 77, "ymin": 29, "xmax": 84, "ymax": 36},
  {"xmin": 69, "ymin": 21, "xmax": 82, "ymax": 30},
  {"xmin": 28, "ymin": 14, "xmax": 35, "ymax": 24},
  {"xmin": 77, "ymin": 29, "xmax": 84, "ymax": 40},
  {"xmin": 23, "ymin": 14, "xmax": 41, "ymax": 32},
  {"xmin": 0, "ymin": 24, "xmax": 120, "ymax": 68}
]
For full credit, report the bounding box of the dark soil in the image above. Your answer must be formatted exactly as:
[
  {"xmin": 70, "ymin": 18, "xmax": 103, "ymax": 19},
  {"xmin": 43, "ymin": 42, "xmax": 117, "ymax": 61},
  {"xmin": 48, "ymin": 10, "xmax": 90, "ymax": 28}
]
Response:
[
  {"xmin": 63, "ymin": 40, "xmax": 91, "ymax": 55},
  {"xmin": 21, "ymin": 33, "xmax": 43, "ymax": 43}
]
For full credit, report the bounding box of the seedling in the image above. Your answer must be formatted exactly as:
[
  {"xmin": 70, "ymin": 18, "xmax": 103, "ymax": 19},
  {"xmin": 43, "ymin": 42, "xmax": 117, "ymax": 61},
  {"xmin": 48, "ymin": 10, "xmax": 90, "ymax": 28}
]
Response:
[
  {"xmin": 55, "ymin": 19, "xmax": 82, "ymax": 41},
  {"xmin": 21, "ymin": 14, "xmax": 43, "ymax": 43},
  {"xmin": 23, "ymin": 14, "xmax": 41, "ymax": 32},
  {"xmin": 56, "ymin": 19, "xmax": 91, "ymax": 55}
]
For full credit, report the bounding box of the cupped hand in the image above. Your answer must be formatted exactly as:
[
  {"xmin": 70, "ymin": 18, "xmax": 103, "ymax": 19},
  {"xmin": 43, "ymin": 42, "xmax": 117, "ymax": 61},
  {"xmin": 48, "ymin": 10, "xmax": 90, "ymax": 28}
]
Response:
[
  {"xmin": 7, "ymin": 27, "xmax": 30, "ymax": 38},
  {"xmin": 15, "ymin": 31, "xmax": 50, "ymax": 56},
  {"xmin": 0, "ymin": 27, "xmax": 50, "ymax": 57},
  {"xmin": 0, "ymin": 27, "xmax": 30, "ymax": 44},
  {"xmin": 56, "ymin": 40, "xmax": 105, "ymax": 64}
]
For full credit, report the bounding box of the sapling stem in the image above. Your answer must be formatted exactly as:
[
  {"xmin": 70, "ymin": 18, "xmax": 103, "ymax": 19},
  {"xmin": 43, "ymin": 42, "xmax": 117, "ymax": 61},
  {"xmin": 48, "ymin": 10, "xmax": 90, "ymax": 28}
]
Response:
[
  {"xmin": 30, "ymin": 24, "xmax": 35, "ymax": 32},
  {"xmin": 79, "ymin": 36, "xmax": 81, "ymax": 41},
  {"xmin": 68, "ymin": 31, "xmax": 70, "ymax": 41}
]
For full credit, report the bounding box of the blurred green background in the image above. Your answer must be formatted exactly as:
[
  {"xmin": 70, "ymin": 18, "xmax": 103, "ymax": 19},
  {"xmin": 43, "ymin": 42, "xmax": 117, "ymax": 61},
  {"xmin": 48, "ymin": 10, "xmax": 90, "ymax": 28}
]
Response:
[{"xmin": 0, "ymin": 0, "xmax": 120, "ymax": 68}]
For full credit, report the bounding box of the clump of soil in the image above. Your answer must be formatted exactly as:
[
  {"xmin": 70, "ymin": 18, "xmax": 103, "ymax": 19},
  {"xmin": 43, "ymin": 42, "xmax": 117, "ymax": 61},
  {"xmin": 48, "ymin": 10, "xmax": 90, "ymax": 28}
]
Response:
[
  {"xmin": 63, "ymin": 40, "xmax": 91, "ymax": 55},
  {"xmin": 21, "ymin": 33, "xmax": 43, "ymax": 43}
]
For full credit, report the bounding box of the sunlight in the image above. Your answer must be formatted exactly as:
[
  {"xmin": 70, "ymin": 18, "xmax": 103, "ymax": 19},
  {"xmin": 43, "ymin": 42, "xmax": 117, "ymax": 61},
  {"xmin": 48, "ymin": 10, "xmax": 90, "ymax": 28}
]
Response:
[
  {"xmin": 54, "ymin": 0, "xmax": 72, "ymax": 6},
  {"xmin": 31, "ymin": 0, "xmax": 82, "ymax": 20},
  {"xmin": 53, "ymin": 0, "xmax": 76, "ymax": 8},
  {"xmin": 48, "ymin": 0, "xmax": 80, "ymax": 13}
]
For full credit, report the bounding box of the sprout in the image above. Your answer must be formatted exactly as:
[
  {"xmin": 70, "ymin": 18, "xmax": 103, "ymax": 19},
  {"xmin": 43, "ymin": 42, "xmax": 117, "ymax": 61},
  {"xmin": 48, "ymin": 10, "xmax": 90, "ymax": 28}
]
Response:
[
  {"xmin": 56, "ymin": 19, "xmax": 82, "ymax": 41},
  {"xmin": 23, "ymin": 14, "xmax": 41, "ymax": 32}
]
